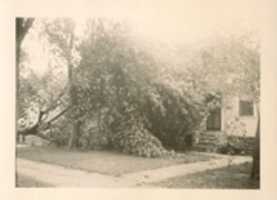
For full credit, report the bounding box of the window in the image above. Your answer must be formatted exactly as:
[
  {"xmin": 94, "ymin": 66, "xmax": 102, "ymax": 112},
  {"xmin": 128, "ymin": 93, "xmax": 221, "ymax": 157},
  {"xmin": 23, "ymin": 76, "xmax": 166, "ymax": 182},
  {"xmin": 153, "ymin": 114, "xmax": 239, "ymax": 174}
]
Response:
[{"xmin": 239, "ymin": 100, "xmax": 254, "ymax": 116}]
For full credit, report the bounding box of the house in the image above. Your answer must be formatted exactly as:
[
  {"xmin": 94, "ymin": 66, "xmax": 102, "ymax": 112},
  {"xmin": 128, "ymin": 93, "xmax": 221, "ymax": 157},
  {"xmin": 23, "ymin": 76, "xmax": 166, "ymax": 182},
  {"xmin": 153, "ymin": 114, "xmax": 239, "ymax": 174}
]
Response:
[{"xmin": 195, "ymin": 95, "xmax": 258, "ymax": 152}]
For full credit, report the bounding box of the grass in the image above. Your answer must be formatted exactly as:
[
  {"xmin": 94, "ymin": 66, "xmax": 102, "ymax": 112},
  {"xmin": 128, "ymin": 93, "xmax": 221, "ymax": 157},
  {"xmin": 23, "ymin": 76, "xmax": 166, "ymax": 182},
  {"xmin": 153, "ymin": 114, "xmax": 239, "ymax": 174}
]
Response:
[
  {"xmin": 16, "ymin": 146, "xmax": 214, "ymax": 176},
  {"xmin": 148, "ymin": 162, "xmax": 259, "ymax": 189},
  {"xmin": 16, "ymin": 174, "xmax": 53, "ymax": 187}
]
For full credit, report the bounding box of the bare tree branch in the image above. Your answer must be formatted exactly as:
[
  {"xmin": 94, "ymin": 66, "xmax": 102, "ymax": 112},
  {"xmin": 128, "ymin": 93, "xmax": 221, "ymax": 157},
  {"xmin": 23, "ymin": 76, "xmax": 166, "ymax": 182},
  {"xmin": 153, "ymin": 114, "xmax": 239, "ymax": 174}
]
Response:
[
  {"xmin": 45, "ymin": 106, "xmax": 71, "ymax": 124},
  {"xmin": 41, "ymin": 85, "xmax": 69, "ymax": 115}
]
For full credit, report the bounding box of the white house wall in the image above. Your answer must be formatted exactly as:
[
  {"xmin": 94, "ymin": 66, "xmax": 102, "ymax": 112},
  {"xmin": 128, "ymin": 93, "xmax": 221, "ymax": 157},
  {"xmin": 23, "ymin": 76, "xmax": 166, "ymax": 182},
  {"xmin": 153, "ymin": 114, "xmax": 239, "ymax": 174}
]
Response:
[{"xmin": 222, "ymin": 96, "xmax": 258, "ymax": 137}]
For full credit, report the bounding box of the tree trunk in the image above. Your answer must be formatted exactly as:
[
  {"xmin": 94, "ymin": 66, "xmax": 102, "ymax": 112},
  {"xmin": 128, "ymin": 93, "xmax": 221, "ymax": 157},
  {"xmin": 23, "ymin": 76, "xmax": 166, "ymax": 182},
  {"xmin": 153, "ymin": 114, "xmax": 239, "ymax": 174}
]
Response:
[
  {"xmin": 67, "ymin": 69, "xmax": 80, "ymax": 149},
  {"xmin": 251, "ymin": 107, "xmax": 260, "ymax": 180},
  {"xmin": 68, "ymin": 120, "xmax": 81, "ymax": 149},
  {"xmin": 16, "ymin": 18, "xmax": 34, "ymax": 143},
  {"xmin": 67, "ymin": 85, "xmax": 81, "ymax": 149},
  {"xmin": 16, "ymin": 20, "xmax": 24, "ymax": 143},
  {"xmin": 16, "ymin": 39, "xmax": 21, "ymax": 143},
  {"xmin": 66, "ymin": 32, "xmax": 80, "ymax": 149}
]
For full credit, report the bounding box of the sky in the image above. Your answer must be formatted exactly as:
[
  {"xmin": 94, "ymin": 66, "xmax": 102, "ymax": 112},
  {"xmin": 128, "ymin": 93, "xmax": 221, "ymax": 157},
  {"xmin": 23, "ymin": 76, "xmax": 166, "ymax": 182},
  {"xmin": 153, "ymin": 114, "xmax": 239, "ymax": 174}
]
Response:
[
  {"xmin": 21, "ymin": 0, "xmax": 261, "ymax": 76},
  {"xmin": 61, "ymin": 0, "xmax": 261, "ymax": 44}
]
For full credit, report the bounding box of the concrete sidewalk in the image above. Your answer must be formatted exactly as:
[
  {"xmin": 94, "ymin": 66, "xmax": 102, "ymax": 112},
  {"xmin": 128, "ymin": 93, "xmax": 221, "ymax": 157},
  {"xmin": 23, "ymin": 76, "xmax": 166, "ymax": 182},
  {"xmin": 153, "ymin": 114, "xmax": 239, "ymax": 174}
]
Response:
[
  {"xmin": 122, "ymin": 156, "xmax": 252, "ymax": 186},
  {"xmin": 16, "ymin": 155, "xmax": 252, "ymax": 187}
]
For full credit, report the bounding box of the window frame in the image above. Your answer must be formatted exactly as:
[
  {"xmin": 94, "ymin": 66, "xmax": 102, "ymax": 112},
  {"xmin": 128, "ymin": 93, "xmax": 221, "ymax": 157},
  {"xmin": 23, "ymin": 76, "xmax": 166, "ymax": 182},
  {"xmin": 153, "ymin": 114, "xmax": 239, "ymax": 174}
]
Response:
[{"xmin": 239, "ymin": 100, "xmax": 255, "ymax": 117}]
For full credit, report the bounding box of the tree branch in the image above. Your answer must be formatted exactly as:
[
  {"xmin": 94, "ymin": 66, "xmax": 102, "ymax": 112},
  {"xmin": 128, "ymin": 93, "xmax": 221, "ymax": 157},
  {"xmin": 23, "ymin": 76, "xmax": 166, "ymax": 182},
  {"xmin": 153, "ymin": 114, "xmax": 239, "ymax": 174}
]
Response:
[
  {"xmin": 41, "ymin": 86, "xmax": 68, "ymax": 115},
  {"xmin": 45, "ymin": 106, "xmax": 71, "ymax": 124}
]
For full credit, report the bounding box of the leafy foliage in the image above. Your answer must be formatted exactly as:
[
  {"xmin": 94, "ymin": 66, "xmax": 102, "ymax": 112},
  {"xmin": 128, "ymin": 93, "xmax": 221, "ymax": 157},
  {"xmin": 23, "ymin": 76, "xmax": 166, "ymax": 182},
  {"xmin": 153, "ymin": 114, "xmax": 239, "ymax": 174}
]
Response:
[
  {"xmin": 141, "ymin": 80, "xmax": 207, "ymax": 150},
  {"xmin": 18, "ymin": 18, "xmax": 260, "ymax": 160},
  {"xmin": 106, "ymin": 112, "xmax": 166, "ymax": 157},
  {"xmin": 73, "ymin": 19, "xmax": 214, "ymax": 154}
]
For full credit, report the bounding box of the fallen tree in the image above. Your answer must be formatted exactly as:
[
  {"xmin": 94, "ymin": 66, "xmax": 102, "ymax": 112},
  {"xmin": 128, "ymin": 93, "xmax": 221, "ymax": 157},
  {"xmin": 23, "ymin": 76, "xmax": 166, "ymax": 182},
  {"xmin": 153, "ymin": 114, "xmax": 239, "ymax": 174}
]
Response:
[
  {"xmin": 17, "ymin": 86, "xmax": 71, "ymax": 144},
  {"xmin": 17, "ymin": 106, "xmax": 70, "ymax": 142}
]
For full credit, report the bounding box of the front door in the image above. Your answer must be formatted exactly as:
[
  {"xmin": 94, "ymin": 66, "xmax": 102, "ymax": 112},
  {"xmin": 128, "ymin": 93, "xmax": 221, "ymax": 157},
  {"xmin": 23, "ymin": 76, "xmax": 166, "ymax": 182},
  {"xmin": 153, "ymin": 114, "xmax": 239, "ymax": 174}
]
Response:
[{"xmin": 206, "ymin": 107, "xmax": 221, "ymax": 131}]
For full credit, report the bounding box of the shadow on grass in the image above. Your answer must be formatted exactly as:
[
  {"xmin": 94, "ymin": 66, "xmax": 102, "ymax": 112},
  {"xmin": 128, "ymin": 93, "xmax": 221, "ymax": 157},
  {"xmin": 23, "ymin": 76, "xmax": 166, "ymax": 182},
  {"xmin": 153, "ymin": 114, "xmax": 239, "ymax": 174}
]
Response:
[{"xmin": 148, "ymin": 162, "xmax": 259, "ymax": 189}]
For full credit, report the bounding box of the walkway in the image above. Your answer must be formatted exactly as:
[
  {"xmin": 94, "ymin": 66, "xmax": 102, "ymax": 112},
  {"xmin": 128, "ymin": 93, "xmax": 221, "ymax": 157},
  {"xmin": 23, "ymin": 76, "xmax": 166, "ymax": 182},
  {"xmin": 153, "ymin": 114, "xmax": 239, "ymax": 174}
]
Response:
[
  {"xmin": 122, "ymin": 155, "xmax": 251, "ymax": 186},
  {"xmin": 16, "ymin": 155, "xmax": 252, "ymax": 187}
]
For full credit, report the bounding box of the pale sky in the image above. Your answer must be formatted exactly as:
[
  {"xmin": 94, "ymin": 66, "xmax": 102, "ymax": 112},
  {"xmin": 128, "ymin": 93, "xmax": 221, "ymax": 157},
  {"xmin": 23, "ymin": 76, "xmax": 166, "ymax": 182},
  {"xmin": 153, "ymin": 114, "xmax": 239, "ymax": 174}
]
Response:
[
  {"xmin": 20, "ymin": 0, "xmax": 261, "ymax": 76},
  {"xmin": 19, "ymin": 0, "xmax": 261, "ymax": 42}
]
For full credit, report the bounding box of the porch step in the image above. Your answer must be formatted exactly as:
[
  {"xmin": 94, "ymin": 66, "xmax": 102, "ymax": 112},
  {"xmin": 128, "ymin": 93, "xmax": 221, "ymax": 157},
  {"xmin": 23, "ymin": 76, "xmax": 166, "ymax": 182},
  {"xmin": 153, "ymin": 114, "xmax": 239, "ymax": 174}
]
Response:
[
  {"xmin": 198, "ymin": 140, "xmax": 217, "ymax": 145},
  {"xmin": 195, "ymin": 132, "xmax": 227, "ymax": 152},
  {"xmin": 193, "ymin": 144, "xmax": 218, "ymax": 153}
]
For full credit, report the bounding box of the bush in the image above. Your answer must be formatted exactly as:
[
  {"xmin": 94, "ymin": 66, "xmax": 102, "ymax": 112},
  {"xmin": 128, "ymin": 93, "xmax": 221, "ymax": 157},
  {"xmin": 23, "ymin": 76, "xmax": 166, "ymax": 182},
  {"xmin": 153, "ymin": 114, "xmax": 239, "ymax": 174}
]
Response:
[
  {"xmin": 141, "ymin": 82, "xmax": 206, "ymax": 150},
  {"xmin": 106, "ymin": 113, "xmax": 168, "ymax": 158},
  {"xmin": 218, "ymin": 135, "xmax": 255, "ymax": 155},
  {"xmin": 217, "ymin": 118, "xmax": 255, "ymax": 155},
  {"xmin": 44, "ymin": 116, "xmax": 71, "ymax": 147},
  {"xmin": 87, "ymin": 126, "xmax": 109, "ymax": 150}
]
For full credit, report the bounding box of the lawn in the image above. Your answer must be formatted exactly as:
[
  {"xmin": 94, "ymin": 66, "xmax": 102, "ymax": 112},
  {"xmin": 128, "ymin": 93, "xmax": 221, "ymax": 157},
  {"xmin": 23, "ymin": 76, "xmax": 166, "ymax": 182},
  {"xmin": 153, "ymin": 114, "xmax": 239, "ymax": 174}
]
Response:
[
  {"xmin": 16, "ymin": 174, "xmax": 53, "ymax": 187},
  {"xmin": 148, "ymin": 162, "xmax": 259, "ymax": 189},
  {"xmin": 16, "ymin": 146, "xmax": 214, "ymax": 176}
]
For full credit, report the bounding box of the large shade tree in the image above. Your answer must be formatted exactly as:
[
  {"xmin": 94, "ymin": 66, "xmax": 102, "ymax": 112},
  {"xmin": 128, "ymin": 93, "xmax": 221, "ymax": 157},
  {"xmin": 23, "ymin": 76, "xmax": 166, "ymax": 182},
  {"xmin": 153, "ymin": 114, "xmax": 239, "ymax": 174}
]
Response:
[
  {"xmin": 74, "ymin": 19, "xmax": 214, "ymax": 155},
  {"xmin": 75, "ymin": 19, "xmax": 168, "ymax": 156}
]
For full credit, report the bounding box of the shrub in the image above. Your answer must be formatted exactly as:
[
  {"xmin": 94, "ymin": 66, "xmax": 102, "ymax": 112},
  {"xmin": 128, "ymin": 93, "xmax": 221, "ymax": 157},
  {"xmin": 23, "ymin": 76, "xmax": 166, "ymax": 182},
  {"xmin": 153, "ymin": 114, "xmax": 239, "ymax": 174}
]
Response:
[
  {"xmin": 48, "ymin": 126, "xmax": 69, "ymax": 146},
  {"xmin": 46, "ymin": 116, "xmax": 71, "ymax": 146},
  {"xmin": 87, "ymin": 127, "xmax": 109, "ymax": 150},
  {"xmin": 217, "ymin": 118, "xmax": 254, "ymax": 155},
  {"xmin": 111, "ymin": 128, "xmax": 167, "ymax": 158},
  {"xmin": 218, "ymin": 135, "xmax": 255, "ymax": 155},
  {"xmin": 141, "ymin": 82, "xmax": 207, "ymax": 150},
  {"xmin": 106, "ymin": 112, "xmax": 168, "ymax": 158}
]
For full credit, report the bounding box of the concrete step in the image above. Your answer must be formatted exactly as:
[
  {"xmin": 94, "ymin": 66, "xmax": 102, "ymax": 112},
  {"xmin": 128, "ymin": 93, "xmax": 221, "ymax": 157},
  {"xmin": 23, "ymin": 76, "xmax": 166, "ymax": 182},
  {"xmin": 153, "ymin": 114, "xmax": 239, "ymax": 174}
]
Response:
[
  {"xmin": 193, "ymin": 146, "xmax": 218, "ymax": 153},
  {"xmin": 199, "ymin": 135, "xmax": 219, "ymax": 140},
  {"xmin": 199, "ymin": 138, "xmax": 218, "ymax": 142}
]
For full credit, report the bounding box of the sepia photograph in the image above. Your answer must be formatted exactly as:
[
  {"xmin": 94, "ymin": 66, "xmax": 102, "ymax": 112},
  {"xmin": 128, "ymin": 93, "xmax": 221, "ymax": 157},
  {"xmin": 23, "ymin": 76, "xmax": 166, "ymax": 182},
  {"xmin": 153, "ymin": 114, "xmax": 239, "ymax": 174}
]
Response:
[{"xmin": 14, "ymin": 1, "xmax": 261, "ymax": 189}]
